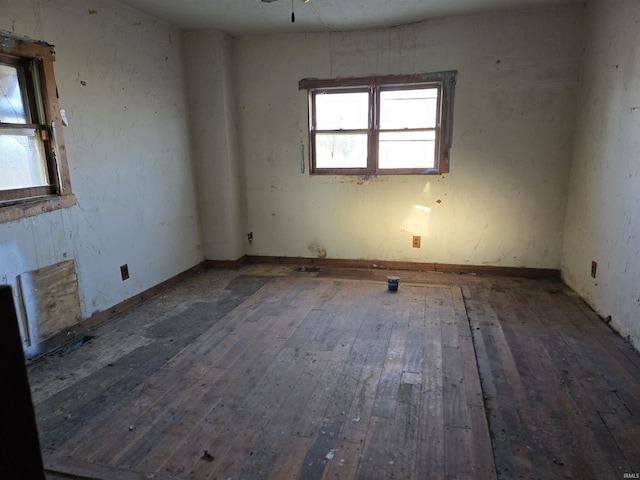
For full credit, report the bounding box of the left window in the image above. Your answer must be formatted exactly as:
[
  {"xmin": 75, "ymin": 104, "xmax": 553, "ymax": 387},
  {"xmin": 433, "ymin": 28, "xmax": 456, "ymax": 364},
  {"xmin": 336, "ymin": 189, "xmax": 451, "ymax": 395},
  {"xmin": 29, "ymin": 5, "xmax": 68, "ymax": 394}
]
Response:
[{"xmin": 0, "ymin": 34, "xmax": 73, "ymax": 220}]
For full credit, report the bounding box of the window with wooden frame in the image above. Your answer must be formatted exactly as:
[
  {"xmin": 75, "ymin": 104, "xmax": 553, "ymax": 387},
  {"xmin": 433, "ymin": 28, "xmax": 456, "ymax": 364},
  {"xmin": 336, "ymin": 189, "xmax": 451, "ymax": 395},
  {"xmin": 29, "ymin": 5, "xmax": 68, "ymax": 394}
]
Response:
[
  {"xmin": 0, "ymin": 33, "xmax": 74, "ymax": 221},
  {"xmin": 299, "ymin": 72, "xmax": 456, "ymax": 175}
]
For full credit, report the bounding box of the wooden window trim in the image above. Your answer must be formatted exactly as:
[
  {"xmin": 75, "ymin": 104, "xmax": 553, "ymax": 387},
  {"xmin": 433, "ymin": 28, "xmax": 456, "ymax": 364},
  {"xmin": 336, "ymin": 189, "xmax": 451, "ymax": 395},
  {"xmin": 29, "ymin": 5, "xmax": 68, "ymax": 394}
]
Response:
[
  {"xmin": 300, "ymin": 72, "xmax": 456, "ymax": 175},
  {"xmin": 0, "ymin": 195, "xmax": 76, "ymax": 224},
  {"xmin": 0, "ymin": 33, "xmax": 75, "ymax": 223}
]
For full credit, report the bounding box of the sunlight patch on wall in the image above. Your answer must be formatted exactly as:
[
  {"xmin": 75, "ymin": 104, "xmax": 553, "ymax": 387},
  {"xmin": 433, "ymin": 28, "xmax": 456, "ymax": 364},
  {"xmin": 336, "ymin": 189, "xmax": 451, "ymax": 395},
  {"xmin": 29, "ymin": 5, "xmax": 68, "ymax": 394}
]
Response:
[{"xmin": 401, "ymin": 203, "xmax": 432, "ymax": 237}]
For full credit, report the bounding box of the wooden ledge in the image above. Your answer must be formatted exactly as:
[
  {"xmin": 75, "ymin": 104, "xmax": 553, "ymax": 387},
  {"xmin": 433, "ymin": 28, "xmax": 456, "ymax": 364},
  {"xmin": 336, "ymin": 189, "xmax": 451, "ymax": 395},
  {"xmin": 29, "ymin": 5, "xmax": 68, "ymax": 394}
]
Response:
[{"xmin": 0, "ymin": 194, "xmax": 76, "ymax": 224}]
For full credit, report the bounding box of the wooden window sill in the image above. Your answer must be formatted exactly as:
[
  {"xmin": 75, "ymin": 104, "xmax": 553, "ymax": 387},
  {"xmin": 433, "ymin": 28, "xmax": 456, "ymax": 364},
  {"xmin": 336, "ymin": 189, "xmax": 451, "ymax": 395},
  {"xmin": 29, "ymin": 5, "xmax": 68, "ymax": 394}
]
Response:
[{"xmin": 0, "ymin": 194, "xmax": 77, "ymax": 224}]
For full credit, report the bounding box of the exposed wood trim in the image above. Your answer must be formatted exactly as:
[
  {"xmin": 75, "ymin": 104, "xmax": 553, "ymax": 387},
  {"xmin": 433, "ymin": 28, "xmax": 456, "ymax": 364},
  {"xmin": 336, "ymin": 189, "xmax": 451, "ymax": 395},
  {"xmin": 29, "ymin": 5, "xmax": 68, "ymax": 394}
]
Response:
[
  {"xmin": 247, "ymin": 255, "xmax": 432, "ymax": 270},
  {"xmin": 434, "ymin": 263, "xmax": 560, "ymax": 278},
  {"xmin": 0, "ymin": 194, "xmax": 76, "ymax": 224},
  {"xmin": 0, "ymin": 33, "xmax": 55, "ymax": 61},
  {"xmin": 0, "ymin": 122, "xmax": 45, "ymax": 129},
  {"xmin": 41, "ymin": 57, "xmax": 72, "ymax": 196},
  {"xmin": 245, "ymin": 255, "xmax": 560, "ymax": 278},
  {"xmin": 85, "ymin": 263, "xmax": 206, "ymax": 327},
  {"xmin": 205, "ymin": 256, "xmax": 249, "ymax": 269},
  {"xmin": 0, "ymin": 32, "xmax": 73, "ymax": 210},
  {"xmin": 25, "ymin": 262, "xmax": 206, "ymax": 360},
  {"xmin": 299, "ymin": 71, "xmax": 457, "ymax": 90},
  {"xmin": 0, "ymin": 186, "xmax": 55, "ymax": 202}
]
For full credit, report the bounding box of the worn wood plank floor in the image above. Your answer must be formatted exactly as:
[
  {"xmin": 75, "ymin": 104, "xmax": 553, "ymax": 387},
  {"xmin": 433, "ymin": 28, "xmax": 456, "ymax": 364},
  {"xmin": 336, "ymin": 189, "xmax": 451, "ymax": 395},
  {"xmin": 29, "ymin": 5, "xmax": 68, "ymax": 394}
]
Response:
[
  {"xmin": 318, "ymin": 267, "xmax": 640, "ymax": 479},
  {"xmin": 41, "ymin": 275, "xmax": 492, "ymax": 480},
  {"xmin": 31, "ymin": 266, "xmax": 640, "ymax": 480},
  {"xmin": 465, "ymin": 279, "xmax": 640, "ymax": 479}
]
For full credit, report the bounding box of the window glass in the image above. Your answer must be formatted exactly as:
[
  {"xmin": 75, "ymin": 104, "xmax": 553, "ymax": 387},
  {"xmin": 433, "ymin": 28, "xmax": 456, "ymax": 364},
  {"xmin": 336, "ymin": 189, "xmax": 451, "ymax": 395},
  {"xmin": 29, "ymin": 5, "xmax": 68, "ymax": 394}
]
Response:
[
  {"xmin": 0, "ymin": 64, "xmax": 27, "ymax": 124},
  {"xmin": 315, "ymin": 91, "xmax": 369, "ymax": 130},
  {"xmin": 315, "ymin": 132, "xmax": 368, "ymax": 168},
  {"xmin": 379, "ymin": 88, "xmax": 438, "ymax": 130},
  {"xmin": 0, "ymin": 128, "xmax": 48, "ymax": 190},
  {"xmin": 378, "ymin": 130, "xmax": 436, "ymax": 169},
  {"xmin": 1, "ymin": 60, "xmax": 48, "ymax": 191},
  {"xmin": 301, "ymin": 72, "xmax": 455, "ymax": 174},
  {"xmin": 0, "ymin": 33, "xmax": 75, "ymax": 222}
]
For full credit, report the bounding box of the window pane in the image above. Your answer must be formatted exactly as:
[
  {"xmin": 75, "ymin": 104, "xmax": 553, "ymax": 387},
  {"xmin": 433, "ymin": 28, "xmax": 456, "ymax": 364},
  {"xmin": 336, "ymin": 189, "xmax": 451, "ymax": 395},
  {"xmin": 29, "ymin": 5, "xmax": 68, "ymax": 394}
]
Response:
[
  {"xmin": 0, "ymin": 64, "xmax": 27, "ymax": 124},
  {"xmin": 379, "ymin": 88, "xmax": 438, "ymax": 129},
  {"xmin": 0, "ymin": 129, "xmax": 48, "ymax": 190},
  {"xmin": 315, "ymin": 132, "xmax": 368, "ymax": 168},
  {"xmin": 315, "ymin": 92, "xmax": 369, "ymax": 130},
  {"xmin": 378, "ymin": 130, "xmax": 436, "ymax": 169}
]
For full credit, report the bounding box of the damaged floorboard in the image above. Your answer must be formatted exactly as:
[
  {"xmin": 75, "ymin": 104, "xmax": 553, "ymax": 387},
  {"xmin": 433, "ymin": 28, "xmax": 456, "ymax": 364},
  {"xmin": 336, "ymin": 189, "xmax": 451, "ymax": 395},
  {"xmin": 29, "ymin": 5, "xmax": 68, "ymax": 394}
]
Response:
[
  {"xmin": 36, "ymin": 272, "xmax": 492, "ymax": 479},
  {"xmin": 29, "ymin": 266, "xmax": 640, "ymax": 479}
]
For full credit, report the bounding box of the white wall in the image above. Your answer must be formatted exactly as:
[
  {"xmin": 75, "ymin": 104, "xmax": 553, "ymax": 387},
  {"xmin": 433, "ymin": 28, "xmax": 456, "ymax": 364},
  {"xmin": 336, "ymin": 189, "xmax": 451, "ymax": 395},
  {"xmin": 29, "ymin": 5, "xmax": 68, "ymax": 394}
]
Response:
[
  {"xmin": 233, "ymin": 6, "xmax": 584, "ymax": 267},
  {"xmin": 0, "ymin": 0, "xmax": 596, "ymax": 352},
  {"xmin": 562, "ymin": 0, "xmax": 640, "ymax": 349},
  {"xmin": 184, "ymin": 30, "xmax": 245, "ymax": 261},
  {"xmin": 0, "ymin": 0, "xmax": 202, "ymax": 345}
]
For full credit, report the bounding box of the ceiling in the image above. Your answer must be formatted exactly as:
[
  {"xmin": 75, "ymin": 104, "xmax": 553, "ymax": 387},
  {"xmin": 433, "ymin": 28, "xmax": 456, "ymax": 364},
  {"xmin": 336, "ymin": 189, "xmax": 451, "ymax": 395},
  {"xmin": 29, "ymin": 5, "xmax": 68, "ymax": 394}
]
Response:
[{"xmin": 116, "ymin": 0, "xmax": 584, "ymax": 36}]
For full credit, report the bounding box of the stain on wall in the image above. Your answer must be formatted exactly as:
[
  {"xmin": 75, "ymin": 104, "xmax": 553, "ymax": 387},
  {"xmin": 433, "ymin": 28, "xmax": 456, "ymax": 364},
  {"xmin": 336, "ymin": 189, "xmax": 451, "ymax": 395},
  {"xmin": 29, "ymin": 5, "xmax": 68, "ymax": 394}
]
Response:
[{"xmin": 308, "ymin": 242, "xmax": 327, "ymax": 259}]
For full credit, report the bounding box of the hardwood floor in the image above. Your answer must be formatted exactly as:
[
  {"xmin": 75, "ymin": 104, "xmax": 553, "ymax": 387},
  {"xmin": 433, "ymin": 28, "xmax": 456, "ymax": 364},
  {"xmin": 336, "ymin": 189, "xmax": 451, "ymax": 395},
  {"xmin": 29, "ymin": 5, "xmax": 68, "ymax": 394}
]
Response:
[
  {"xmin": 466, "ymin": 278, "xmax": 640, "ymax": 479},
  {"xmin": 40, "ymin": 275, "xmax": 491, "ymax": 479},
  {"xmin": 319, "ymin": 268, "xmax": 640, "ymax": 479},
  {"xmin": 30, "ymin": 266, "xmax": 640, "ymax": 479}
]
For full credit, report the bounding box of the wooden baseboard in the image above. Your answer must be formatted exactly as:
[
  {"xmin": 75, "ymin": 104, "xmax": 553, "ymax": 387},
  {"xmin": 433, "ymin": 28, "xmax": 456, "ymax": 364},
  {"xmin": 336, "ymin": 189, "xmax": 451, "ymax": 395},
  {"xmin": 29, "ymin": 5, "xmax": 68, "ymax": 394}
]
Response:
[
  {"xmin": 244, "ymin": 255, "xmax": 560, "ymax": 278},
  {"xmin": 26, "ymin": 263, "xmax": 206, "ymax": 361},
  {"xmin": 205, "ymin": 256, "xmax": 249, "ymax": 270},
  {"xmin": 26, "ymin": 255, "xmax": 558, "ymax": 360},
  {"xmin": 434, "ymin": 263, "xmax": 560, "ymax": 278},
  {"xmin": 87, "ymin": 263, "xmax": 206, "ymax": 324}
]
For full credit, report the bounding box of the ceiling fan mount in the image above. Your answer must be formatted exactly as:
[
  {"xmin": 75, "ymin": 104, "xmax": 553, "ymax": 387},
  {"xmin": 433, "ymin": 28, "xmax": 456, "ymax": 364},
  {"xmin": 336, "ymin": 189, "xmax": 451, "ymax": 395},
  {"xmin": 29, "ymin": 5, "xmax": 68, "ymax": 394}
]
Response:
[
  {"xmin": 261, "ymin": 0, "xmax": 309, "ymax": 3},
  {"xmin": 261, "ymin": 0, "xmax": 310, "ymax": 22}
]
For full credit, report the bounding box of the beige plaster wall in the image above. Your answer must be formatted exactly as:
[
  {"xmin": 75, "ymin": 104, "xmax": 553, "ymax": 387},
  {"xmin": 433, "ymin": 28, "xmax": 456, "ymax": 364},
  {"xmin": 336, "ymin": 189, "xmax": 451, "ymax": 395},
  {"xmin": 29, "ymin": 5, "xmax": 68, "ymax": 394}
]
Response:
[
  {"xmin": 562, "ymin": 0, "xmax": 640, "ymax": 349},
  {"xmin": 232, "ymin": 6, "xmax": 584, "ymax": 267},
  {"xmin": 184, "ymin": 30, "xmax": 245, "ymax": 261},
  {"xmin": 0, "ymin": 0, "xmax": 202, "ymax": 350}
]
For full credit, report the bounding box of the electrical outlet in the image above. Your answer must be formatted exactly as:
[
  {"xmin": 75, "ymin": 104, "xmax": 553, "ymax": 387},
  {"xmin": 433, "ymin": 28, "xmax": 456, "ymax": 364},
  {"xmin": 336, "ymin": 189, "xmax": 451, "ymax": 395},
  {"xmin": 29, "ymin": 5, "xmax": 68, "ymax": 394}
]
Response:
[
  {"xmin": 412, "ymin": 236, "xmax": 421, "ymax": 248},
  {"xmin": 591, "ymin": 261, "xmax": 597, "ymax": 279},
  {"xmin": 120, "ymin": 264, "xmax": 129, "ymax": 281}
]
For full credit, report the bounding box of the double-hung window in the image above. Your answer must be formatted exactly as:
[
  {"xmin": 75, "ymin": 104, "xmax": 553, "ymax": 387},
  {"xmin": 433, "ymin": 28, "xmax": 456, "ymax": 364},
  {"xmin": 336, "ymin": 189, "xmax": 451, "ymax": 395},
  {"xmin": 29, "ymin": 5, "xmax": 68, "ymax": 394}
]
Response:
[
  {"xmin": 300, "ymin": 72, "xmax": 456, "ymax": 175},
  {"xmin": 0, "ymin": 33, "xmax": 73, "ymax": 221}
]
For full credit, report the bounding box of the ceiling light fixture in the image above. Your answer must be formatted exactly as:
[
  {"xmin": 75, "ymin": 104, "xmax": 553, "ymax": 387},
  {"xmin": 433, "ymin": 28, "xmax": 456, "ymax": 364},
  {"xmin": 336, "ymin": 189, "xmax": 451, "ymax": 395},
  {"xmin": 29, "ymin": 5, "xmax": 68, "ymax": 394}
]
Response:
[{"xmin": 260, "ymin": 0, "xmax": 309, "ymax": 23}]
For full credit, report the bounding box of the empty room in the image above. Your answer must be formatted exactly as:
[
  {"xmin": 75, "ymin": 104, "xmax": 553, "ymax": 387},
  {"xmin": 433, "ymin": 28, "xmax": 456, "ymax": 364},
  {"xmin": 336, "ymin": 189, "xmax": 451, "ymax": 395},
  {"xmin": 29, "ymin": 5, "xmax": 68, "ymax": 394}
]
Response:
[{"xmin": 1, "ymin": 0, "xmax": 640, "ymax": 478}]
